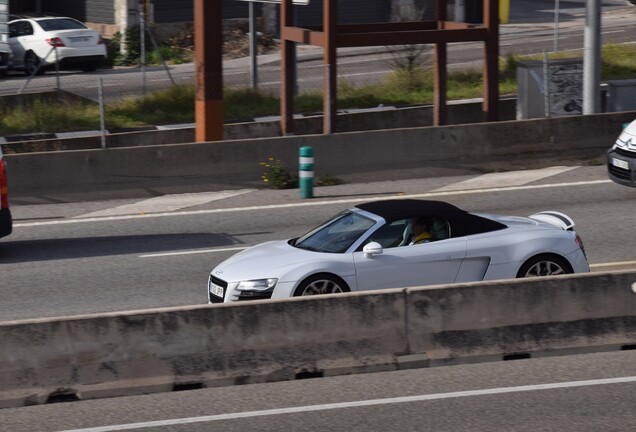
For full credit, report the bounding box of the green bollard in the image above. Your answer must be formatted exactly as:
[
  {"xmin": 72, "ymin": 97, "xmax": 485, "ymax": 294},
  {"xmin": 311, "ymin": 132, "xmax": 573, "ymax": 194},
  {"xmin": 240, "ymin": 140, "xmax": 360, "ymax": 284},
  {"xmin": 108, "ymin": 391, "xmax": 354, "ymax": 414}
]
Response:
[{"xmin": 299, "ymin": 146, "xmax": 314, "ymax": 199}]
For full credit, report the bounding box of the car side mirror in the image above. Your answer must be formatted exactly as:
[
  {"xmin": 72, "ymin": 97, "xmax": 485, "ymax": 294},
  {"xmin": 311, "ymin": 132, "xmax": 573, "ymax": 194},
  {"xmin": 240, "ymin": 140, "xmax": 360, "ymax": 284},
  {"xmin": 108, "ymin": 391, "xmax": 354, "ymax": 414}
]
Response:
[{"xmin": 363, "ymin": 242, "xmax": 383, "ymax": 258}]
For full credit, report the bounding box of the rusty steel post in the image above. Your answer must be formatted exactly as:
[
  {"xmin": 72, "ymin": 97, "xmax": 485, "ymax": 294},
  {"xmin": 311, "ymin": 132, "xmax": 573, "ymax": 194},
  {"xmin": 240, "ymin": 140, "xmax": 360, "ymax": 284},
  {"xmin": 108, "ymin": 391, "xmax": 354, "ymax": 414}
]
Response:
[
  {"xmin": 483, "ymin": 0, "xmax": 499, "ymax": 121},
  {"xmin": 323, "ymin": 0, "xmax": 337, "ymax": 134},
  {"xmin": 194, "ymin": 0, "xmax": 223, "ymax": 142},
  {"xmin": 281, "ymin": 0, "xmax": 295, "ymax": 135}
]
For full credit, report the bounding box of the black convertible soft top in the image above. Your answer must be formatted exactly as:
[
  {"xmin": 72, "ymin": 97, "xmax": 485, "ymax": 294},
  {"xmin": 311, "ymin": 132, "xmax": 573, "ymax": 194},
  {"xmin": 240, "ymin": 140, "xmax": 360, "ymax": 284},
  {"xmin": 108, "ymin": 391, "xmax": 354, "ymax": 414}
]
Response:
[{"xmin": 355, "ymin": 199, "xmax": 506, "ymax": 237}]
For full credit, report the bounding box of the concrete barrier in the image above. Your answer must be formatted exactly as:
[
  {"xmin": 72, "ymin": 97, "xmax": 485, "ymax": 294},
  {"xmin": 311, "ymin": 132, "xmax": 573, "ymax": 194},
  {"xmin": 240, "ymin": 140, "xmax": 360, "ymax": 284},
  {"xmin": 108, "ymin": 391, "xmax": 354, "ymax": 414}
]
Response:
[
  {"xmin": 1, "ymin": 270, "xmax": 635, "ymax": 408},
  {"xmin": 5, "ymin": 110, "xmax": 636, "ymax": 202},
  {"xmin": 1, "ymin": 98, "xmax": 518, "ymax": 151}
]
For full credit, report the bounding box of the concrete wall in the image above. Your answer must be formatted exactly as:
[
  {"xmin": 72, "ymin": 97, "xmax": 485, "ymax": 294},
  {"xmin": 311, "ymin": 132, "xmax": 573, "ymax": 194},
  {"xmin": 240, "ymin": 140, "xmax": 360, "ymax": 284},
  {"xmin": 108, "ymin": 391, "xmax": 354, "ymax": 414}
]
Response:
[
  {"xmin": 1, "ymin": 270, "xmax": 635, "ymax": 408},
  {"xmin": 4, "ymin": 110, "xmax": 635, "ymax": 201}
]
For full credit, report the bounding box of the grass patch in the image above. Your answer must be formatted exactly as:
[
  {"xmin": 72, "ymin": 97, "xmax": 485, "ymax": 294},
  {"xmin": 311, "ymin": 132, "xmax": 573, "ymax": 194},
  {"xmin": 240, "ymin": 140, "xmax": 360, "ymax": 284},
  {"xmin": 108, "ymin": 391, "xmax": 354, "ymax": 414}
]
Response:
[{"xmin": 1, "ymin": 43, "xmax": 636, "ymax": 136}]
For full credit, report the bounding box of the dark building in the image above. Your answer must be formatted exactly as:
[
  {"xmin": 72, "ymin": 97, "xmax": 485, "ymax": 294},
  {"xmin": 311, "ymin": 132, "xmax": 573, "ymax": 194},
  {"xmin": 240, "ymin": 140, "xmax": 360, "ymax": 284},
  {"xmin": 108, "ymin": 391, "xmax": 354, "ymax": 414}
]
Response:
[{"xmin": 9, "ymin": 0, "xmax": 405, "ymax": 40}]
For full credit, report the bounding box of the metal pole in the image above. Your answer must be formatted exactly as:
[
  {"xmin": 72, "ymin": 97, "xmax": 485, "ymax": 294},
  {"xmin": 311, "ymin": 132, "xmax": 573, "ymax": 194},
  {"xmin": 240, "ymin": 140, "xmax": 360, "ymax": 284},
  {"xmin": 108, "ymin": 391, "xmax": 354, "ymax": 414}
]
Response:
[
  {"xmin": 553, "ymin": 0, "xmax": 560, "ymax": 52},
  {"xmin": 140, "ymin": 0, "xmax": 147, "ymax": 96},
  {"xmin": 54, "ymin": 47, "xmax": 61, "ymax": 94},
  {"xmin": 145, "ymin": 26, "xmax": 175, "ymax": 85},
  {"xmin": 543, "ymin": 51, "xmax": 551, "ymax": 118},
  {"xmin": 98, "ymin": 78, "xmax": 106, "ymax": 149},
  {"xmin": 249, "ymin": 1, "xmax": 258, "ymax": 89},
  {"xmin": 18, "ymin": 47, "xmax": 55, "ymax": 94},
  {"xmin": 583, "ymin": 0, "xmax": 601, "ymax": 114}
]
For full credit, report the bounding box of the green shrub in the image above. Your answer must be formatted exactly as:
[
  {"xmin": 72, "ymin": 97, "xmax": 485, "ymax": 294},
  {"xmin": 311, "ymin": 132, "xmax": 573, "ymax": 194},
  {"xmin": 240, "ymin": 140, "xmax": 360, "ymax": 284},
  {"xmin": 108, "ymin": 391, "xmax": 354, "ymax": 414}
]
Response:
[{"xmin": 260, "ymin": 157, "xmax": 298, "ymax": 189}]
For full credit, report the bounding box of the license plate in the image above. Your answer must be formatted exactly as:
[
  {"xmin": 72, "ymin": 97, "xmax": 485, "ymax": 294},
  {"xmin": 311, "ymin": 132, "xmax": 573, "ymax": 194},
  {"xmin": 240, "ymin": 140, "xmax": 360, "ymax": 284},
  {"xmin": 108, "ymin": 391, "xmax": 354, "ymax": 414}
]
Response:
[
  {"xmin": 71, "ymin": 37, "xmax": 90, "ymax": 43},
  {"xmin": 209, "ymin": 283, "xmax": 224, "ymax": 298},
  {"xmin": 612, "ymin": 157, "xmax": 629, "ymax": 170}
]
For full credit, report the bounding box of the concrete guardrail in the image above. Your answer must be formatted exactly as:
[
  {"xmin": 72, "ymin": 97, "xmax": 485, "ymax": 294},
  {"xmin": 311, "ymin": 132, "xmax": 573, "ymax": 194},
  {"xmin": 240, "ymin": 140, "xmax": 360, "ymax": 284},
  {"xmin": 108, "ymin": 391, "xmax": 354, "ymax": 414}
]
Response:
[
  {"xmin": 4, "ymin": 110, "xmax": 635, "ymax": 202},
  {"xmin": 1, "ymin": 270, "xmax": 635, "ymax": 408}
]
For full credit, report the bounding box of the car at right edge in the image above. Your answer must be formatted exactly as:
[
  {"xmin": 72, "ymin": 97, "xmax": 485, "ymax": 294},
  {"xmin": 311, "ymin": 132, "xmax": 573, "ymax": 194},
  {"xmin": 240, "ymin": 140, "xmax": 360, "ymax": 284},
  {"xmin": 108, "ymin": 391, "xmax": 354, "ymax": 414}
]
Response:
[{"xmin": 607, "ymin": 119, "xmax": 636, "ymax": 187}]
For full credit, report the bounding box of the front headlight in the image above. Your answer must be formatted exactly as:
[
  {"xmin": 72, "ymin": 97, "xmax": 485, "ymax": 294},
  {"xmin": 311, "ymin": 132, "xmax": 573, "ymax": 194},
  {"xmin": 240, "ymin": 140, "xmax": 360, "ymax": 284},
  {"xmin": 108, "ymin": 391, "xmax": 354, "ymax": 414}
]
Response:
[{"xmin": 236, "ymin": 278, "xmax": 278, "ymax": 292}]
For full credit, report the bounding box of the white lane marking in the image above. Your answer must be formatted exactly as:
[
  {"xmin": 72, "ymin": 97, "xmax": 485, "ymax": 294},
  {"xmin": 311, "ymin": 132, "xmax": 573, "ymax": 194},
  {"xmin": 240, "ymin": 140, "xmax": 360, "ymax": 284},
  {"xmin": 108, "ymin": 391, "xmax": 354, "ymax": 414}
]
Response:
[
  {"xmin": 434, "ymin": 166, "xmax": 578, "ymax": 192},
  {"xmin": 139, "ymin": 246, "xmax": 248, "ymax": 258},
  {"xmin": 590, "ymin": 261, "xmax": 636, "ymax": 269},
  {"xmin": 74, "ymin": 190, "xmax": 255, "ymax": 218},
  {"xmin": 14, "ymin": 179, "xmax": 612, "ymax": 228},
  {"xmin": 602, "ymin": 30, "xmax": 626, "ymax": 35},
  {"xmin": 57, "ymin": 376, "xmax": 636, "ymax": 432}
]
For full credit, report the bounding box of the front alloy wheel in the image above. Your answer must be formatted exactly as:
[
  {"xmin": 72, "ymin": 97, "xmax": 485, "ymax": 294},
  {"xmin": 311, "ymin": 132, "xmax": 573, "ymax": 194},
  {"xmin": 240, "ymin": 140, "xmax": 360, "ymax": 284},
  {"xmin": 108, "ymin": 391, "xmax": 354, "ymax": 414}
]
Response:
[{"xmin": 294, "ymin": 274, "xmax": 350, "ymax": 296}]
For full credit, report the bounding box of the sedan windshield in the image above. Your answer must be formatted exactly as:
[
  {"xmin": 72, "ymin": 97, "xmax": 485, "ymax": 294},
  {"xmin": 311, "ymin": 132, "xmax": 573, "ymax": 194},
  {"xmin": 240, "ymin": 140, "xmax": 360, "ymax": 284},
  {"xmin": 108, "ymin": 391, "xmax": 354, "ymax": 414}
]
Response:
[{"xmin": 294, "ymin": 210, "xmax": 375, "ymax": 253}]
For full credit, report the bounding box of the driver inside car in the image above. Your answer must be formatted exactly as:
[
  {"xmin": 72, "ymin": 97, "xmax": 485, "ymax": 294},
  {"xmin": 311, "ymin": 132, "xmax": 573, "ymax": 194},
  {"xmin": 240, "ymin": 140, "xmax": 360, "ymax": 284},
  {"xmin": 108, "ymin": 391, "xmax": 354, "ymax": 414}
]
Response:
[{"xmin": 409, "ymin": 217, "xmax": 433, "ymax": 245}]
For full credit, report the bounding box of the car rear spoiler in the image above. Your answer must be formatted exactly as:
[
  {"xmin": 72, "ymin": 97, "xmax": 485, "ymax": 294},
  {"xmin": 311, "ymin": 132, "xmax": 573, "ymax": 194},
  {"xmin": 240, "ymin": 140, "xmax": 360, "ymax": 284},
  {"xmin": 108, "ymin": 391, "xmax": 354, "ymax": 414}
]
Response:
[{"xmin": 529, "ymin": 211, "xmax": 575, "ymax": 231}]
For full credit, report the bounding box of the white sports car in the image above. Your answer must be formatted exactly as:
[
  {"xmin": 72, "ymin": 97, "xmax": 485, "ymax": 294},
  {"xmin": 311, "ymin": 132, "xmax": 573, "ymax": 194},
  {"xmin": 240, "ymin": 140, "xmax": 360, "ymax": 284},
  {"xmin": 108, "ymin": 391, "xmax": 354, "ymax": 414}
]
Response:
[{"xmin": 207, "ymin": 199, "xmax": 589, "ymax": 303}]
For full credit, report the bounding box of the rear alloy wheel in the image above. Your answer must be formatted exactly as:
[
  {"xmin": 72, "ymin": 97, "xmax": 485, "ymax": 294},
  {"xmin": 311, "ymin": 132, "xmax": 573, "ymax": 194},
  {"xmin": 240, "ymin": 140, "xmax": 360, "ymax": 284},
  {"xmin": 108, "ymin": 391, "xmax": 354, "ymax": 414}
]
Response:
[
  {"xmin": 516, "ymin": 254, "xmax": 573, "ymax": 278},
  {"xmin": 294, "ymin": 274, "xmax": 350, "ymax": 296},
  {"xmin": 24, "ymin": 52, "xmax": 44, "ymax": 76}
]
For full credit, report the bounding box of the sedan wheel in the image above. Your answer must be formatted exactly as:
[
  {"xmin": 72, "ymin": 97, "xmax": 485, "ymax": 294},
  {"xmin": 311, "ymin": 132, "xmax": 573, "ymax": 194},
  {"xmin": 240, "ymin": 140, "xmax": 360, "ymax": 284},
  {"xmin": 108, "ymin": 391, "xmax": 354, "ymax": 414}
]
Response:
[
  {"xmin": 82, "ymin": 62, "xmax": 100, "ymax": 72},
  {"xmin": 294, "ymin": 274, "xmax": 350, "ymax": 296},
  {"xmin": 24, "ymin": 52, "xmax": 44, "ymax": 76},
  {"xmin": 516, "ymin": 255, "xmax": 573, "ymax": 278}
]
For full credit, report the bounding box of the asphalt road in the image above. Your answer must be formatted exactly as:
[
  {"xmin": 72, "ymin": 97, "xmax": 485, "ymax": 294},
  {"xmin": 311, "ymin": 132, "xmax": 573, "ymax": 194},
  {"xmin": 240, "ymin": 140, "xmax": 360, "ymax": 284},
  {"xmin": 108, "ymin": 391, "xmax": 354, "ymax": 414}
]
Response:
[
  {"xmin": 0, "ymin": 349, "xmax": 634, "ymax": 431},
  {"xmin": 1, "ymin": 164, "xmax": 635, "ymax": 322}
]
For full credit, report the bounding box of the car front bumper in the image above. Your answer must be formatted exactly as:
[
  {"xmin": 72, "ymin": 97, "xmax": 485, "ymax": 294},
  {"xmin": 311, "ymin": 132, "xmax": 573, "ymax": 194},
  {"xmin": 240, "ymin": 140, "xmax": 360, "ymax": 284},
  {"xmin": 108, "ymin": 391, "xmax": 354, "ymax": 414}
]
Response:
[{"xmin": 607, "ymin": 148, "xmax": 636, "ymax": 187}]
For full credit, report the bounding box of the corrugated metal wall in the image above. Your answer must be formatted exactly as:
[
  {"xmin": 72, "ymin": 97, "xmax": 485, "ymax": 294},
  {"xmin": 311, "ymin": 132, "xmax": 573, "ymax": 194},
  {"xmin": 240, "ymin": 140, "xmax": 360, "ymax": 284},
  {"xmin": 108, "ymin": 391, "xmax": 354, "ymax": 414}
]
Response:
[
  {"xmin": 39, "ymin": 0, "xmax": 114, "ymax": 24},
  {"xmin": 18, "ymin": 1, "xmax": 434, "ymax": 27},
  {"xmin": 151, "ymin": 0, "xmax": 392, "ymax": 24},
  {"xmin": 152, "ymin": 0, "xmax": 257, "ymax": 23},
  {"xmin": 9, "ymin": 0, "xmax": 36, "ymax": 14},
  {"xmin": 85, "ymin": 0, "xmax": 114, "ymax": 23},
  {"xmin": 295, "ymin": 0, "xmax": 392, "ymax": 26}
]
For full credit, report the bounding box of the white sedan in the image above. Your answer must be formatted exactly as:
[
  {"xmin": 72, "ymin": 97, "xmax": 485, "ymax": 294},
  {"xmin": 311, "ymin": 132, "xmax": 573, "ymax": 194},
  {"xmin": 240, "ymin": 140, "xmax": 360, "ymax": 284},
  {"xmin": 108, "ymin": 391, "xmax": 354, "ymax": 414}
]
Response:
[
  {"xmin": 207, "ymin": 199, "xmax": 589, "ymax": 303},
  {"xmin": 8, "ymin": 16, "xmax": 107, "ymax": 75}
]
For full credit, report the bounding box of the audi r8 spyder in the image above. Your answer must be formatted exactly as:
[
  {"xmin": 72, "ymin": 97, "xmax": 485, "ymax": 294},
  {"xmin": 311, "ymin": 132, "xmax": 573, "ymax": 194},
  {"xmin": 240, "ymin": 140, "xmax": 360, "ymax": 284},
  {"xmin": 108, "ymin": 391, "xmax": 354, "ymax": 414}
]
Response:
[{"xmin": 207, "ymin": 199, "xmax": 589, "ymax": 303}]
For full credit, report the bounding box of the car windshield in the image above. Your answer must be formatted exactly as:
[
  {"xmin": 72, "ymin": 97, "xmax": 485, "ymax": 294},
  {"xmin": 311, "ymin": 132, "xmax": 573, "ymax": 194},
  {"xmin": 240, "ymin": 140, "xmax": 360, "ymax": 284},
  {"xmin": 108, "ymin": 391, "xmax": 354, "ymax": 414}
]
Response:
[
  {"xmin": 294, "ymin": 210, "xmax": 376, "ymax": 253},
  {"xmin": 38, "ymin": 18, "xmax": 87, "ymax": 31}
]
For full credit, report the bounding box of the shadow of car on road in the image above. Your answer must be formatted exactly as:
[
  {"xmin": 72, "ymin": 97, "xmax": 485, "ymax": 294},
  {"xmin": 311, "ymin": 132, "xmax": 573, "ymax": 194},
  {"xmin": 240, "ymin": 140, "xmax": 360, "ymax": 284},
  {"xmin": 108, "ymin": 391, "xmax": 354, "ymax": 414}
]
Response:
[{"xmin": 0, "ymin": 232, "xmax": 248, "ymax": 263}]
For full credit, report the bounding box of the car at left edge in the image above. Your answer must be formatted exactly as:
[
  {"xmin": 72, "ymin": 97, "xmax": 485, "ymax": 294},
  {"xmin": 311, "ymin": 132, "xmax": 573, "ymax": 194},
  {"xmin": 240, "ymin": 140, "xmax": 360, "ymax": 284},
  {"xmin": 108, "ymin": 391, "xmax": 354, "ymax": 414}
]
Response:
[{"xmin": 207, "ymin": 199, "xmax": 589, "ymax": 303}]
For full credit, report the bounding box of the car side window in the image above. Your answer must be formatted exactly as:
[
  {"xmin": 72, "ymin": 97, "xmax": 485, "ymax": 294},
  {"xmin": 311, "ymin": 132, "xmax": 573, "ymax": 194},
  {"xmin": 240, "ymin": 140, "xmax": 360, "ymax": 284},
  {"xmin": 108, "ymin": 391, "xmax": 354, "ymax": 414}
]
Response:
[
  {"xmin": 366, "ymin": 219, "xmax": 410, "ymax": 249},
  {"xmin": 404, "ymin": 217, "xmax": 451, "ymax": 245},
  {"xmin": 23, "ymin": 23, "xmax": 34, "ymax": 36},
  {"xmin": 13, "ymin": 22, "xmax": 33, "ymax": 37},
  {"xmin": 430, "ymin": 218, "xmax": 451, "ymax": 241}
]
